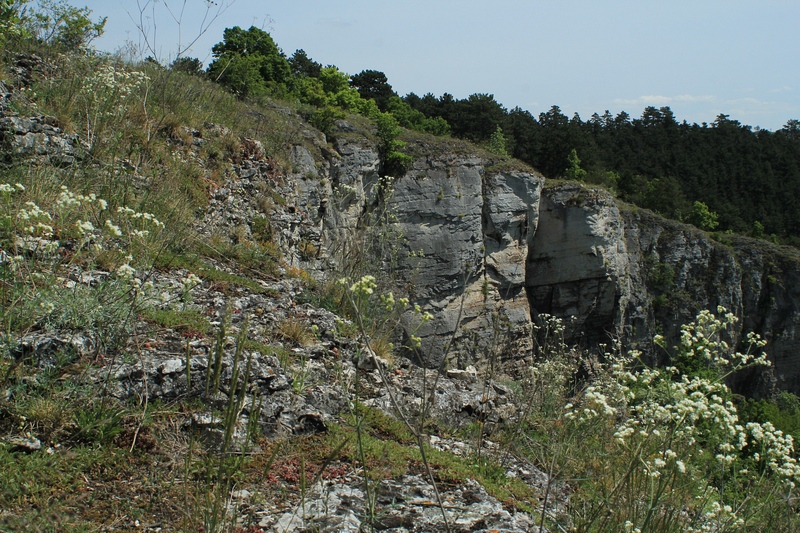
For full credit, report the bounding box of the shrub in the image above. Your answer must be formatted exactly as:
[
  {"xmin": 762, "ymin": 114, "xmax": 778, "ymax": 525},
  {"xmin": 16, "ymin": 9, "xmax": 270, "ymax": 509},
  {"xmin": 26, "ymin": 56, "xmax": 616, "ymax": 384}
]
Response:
[
  {"xmin": 376, "ymin": 112, "xmax": 412, "ymax": 177},
  {"xmin": 207, "ymin": 26, "xmax": 291, "ymax": 97}
]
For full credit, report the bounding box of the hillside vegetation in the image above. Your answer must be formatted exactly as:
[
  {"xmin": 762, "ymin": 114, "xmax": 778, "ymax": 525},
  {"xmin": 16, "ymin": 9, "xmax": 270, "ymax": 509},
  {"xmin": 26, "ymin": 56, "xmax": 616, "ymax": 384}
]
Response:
[{"xmin": 1, "ymin": 2, "xmax": 800, "ymax": 532}]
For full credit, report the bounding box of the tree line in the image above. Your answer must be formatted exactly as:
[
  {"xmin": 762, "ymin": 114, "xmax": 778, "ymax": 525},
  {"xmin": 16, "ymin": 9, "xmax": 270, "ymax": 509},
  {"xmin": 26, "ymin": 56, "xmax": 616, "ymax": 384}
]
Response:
[
  {"xmin": 403, "ymin": 94, "xmax": 800, "ymax": 243},
  {"xmin": 177, "ymin": 25, "xmax": 799, "ymax": 244}
]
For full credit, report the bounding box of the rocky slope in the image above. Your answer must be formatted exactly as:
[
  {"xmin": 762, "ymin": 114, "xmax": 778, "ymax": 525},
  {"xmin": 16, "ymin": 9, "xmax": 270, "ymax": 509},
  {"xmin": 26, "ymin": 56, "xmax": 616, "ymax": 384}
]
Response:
[
  {"xmin": 3, "ymin": 59, "xmax": 800, "ymax": 529},
  {"xmin": 7, "ymin": 68, "xmax": 795, "ymax": 396}
]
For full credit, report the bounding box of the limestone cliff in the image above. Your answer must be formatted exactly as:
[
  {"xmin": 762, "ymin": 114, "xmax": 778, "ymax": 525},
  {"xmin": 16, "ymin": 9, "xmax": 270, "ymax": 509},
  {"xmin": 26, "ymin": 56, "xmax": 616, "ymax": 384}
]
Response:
[{"xmin": 289, "ymin": 126, "xmax": 800, "ymax": 396}]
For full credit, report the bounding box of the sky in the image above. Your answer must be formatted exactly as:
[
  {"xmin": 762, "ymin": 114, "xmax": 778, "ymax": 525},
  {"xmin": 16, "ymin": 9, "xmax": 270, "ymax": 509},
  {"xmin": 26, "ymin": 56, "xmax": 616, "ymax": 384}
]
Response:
[{"xmin": 79, "ymin": 0, "xmax": 800, "ymax": 131}]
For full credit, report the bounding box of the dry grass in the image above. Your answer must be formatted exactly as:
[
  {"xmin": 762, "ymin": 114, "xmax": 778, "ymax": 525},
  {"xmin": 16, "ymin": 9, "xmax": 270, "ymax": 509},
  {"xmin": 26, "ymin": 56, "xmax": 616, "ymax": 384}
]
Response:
[{"xmin": 276, "ymin": 316, "xmax": 315, "ymax": 347}]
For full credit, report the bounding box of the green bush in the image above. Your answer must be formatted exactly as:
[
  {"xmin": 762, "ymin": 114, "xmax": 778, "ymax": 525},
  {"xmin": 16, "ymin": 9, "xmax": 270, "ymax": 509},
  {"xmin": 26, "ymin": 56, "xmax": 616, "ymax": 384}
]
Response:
[
  {"xmin": 376, "ymin": 112, "xmax": 412, "ymax": 177},
  {"xmin": 207, "ymin": 26, "xmax": 291, "ymax": 97}
]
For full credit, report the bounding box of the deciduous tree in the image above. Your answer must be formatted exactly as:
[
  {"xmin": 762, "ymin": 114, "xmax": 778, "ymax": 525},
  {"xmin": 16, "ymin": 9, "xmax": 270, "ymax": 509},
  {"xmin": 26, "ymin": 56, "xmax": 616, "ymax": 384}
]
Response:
[{"xmin": 207, "ymin": 26, "xmax": 291, "ymax": 97}]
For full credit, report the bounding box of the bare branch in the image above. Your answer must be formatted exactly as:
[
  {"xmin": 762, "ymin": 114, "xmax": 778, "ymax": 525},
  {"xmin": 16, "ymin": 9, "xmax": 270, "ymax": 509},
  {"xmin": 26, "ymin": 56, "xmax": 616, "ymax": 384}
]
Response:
[{"xmin": 127, "ymin": 0, "xmax": 236, "ymax": 63}]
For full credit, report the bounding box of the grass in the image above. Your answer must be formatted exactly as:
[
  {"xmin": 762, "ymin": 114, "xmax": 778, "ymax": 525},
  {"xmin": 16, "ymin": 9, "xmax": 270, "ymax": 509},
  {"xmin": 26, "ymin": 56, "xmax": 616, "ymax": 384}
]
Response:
[
  {"xmin": 3, "ymin": 27, "xmax": 800, "ymax": 533},
  {"xmin": 154, "ymin": 249, "xmax": 279, "ymax": 295},
  {"xmin": 317, "ymin": 404, "xmax": 539, "ymax": 511},
  {"xmin": 140, "ymin": 307, "xmax": 212, "ymax": 337},
  {"xmin": 275, "ymin": 316, "xmax": 315, "ymax": 347}
]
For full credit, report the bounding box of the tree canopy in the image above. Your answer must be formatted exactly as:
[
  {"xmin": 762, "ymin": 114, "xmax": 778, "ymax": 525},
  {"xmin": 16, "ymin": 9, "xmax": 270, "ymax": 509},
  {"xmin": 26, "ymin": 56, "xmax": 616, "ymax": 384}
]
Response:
[
  {"xmin": 207, "ymin": 26, "xmax": 292, "ymax": 97},
  {"xmin": 350, "ymin": 69, "xmax": 395, "ymax": 111}
]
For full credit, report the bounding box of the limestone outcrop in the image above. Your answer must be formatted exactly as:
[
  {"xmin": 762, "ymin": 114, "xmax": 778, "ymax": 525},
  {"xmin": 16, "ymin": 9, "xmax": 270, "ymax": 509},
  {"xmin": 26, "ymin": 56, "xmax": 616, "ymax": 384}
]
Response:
[
  {"xmin": 4, "ymin": 98, "xmax": 798, "ymax": 395},
  {"xmin": 297, "ymin": 129, "xmax": 800, "ymax": 396}
]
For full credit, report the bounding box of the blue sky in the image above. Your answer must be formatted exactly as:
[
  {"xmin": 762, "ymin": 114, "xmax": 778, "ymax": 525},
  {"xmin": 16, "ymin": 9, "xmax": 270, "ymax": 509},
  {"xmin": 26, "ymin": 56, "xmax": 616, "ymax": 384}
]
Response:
[{"xmin": 80, "ymin": 0, "xmax": 799, "ymax": 131}]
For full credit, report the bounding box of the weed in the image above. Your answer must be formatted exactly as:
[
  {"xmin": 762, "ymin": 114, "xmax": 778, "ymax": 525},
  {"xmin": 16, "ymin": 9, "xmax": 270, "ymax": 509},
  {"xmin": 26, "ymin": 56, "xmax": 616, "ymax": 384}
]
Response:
[
  {"xmin": 276, "ymin": 316, "xmax": 314, "ymax": 347},
  {"xmin": 72, "ymin": 401, "xmax": 125, "ymax": 444},
  {"xmin": 141, "ymin": 307, "xmax": 211, "ymax": 337}
]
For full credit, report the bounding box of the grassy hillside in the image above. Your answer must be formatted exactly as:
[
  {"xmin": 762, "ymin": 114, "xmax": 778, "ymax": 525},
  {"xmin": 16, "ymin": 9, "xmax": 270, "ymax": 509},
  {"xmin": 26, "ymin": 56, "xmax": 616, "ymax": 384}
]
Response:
[{"xmin": 1, "ymin": 14, "xmax": 800, "ymax": 533}]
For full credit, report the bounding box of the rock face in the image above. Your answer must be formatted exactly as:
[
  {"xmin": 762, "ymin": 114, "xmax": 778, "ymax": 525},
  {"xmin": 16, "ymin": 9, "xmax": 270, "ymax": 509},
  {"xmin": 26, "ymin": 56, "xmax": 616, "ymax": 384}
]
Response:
[
  {"xmin": 0, "ymin": 114, "xmax": 83, "ymax": 166},
  {"xmin": 3, "ymin": 96, "xmax": 798, "ymax": 395},
  {"xmin": 527, "ymin": 185, "xmax": 629, "ymax": 346},
  {"xmin": 319, "ymin": 141, "xmax": 544, "ymax": 370},
  {"xmin": 300, "ymin": 133, "xmax": 800, "ymax": 395},
  {"xmin": 620, "ymin": 208, "xmax": 800, "ymax": 396},
  {"xmin": 387, "ymin": 155, "xmax": 542, "ymax": 369}
]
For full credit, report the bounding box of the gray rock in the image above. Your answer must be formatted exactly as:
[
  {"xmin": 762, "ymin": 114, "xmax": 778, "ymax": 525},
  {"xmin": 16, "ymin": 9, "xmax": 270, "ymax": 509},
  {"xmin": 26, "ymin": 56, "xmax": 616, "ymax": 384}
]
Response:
[
  {"xmin": 527, "ymin": 184, "xmax": 629, "ymax": 344},
  {"xmin": 12, "ymin": 332, "xmax": 96, "ymax": 368},
  {"xmin": 258, "ymin": 475, "xmax": 533, "ymax": 533},
  {"xmin": 0, "ymin": 114, "xmax": 83, "ymax": 164},
  {"xmin": 159, "ymin": 358, "xmax": 185, "ymax": 375},
  {"xmin": 7, "ymin": 435, "xmax": 42, "ymax": 453}
]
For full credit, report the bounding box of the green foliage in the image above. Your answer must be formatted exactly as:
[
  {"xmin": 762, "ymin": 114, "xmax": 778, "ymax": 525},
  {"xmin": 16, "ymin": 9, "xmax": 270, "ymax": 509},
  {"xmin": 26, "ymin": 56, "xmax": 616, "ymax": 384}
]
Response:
[
  {"xmin": 564, "ymin": 148, "xmax": 587, "ymax": 181},
  {"xmin": 430, "ymin": 92, "xmax": 507, "ymax": 141},
  {"xmin": 688, "ymin": 200, "xmax": 720, "ymax": 231},
  {"xmin": 72, "ymin": 402, "xmax": 124, "ymax": 444},
  {"xmin": 141, "ymin": 307, "xmax": 211, "ymax": 337},
  {"xmin": 288, "ymin": 48, "xmax": 321, "ymax": 78},
  {"xmin": 296, "ymin": 65, "xmax": 378, "ymax": 122},
  {"xmin": 648, "ymin": 261, "xmax": 675, "ymax": 290},
  {"xmin": 319, "ymin": 65, "xmax": 350, "ymax": 95},
  {"xmin": 376, "ymin": 112, "xmax": 412, "ymax": 176},
  {"xmin": 386, "ymin": 96, "xmax": 450, "ymax": 135},
  {"xmin": 350, "ymin": 69, "xmax": 395, "ymax": 111},
  {"xmin": 753, "ymin": 220, "xmax": 765, "ymax": 238},
  {"xmin": 740, "ymin": 392, "xmax": 800, "ymax": 443},
  {"xmin": 24, "ymin": 0, "xmax": 106, "ymax": 49},
  {"xmin": 511, "ymin": 309, "xmax": 795, "ymax": 533},
  {"xmin": 208, "ymin": 52, "xmax": 268, "ymax": 97},
  {"xmin": 0, "ymin": 0, "xmax": 30, "ymax": 46},
  {"xmin": 487, "ymin": 125, "xmax": 508, "ymax": 156},
  {"xmin": 170, "ymin": 56, "xmax": 204, "ymax": 76},
  {"xmin": 305, "ymin": 104, "xmax": 346, "ymax": 137},
  {"xmin": 207, "ymin": 26, "xmax": 291, "ymax": 97},
  {"xmin": 296, "ymin": 76, "xmax": 327, "ymax": 107}
]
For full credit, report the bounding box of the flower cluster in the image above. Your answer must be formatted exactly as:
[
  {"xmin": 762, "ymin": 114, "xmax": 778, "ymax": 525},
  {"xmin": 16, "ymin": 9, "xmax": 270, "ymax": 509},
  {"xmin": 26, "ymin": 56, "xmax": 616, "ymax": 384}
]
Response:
[
  {"xmin": 554, "ymin": 308, "xmax": 795, "ymax": 532},
  {"xmin": 744, "ymin": 421, "xmax": 800, "ymax": 485},
  {"xmin": 348, "ymin": 275, "xmax": 377, "ymax": 296},
  {"xmin": 17, "ymin": 201, "xmax": 54, "ymax": 237},
  {"xmin": 56, "ymin": 186, "xmax": 108, "ymax": 211},
  {"xmin": 117, "ymin": 206, "xmax": 165, "ymax": 229},
  {"xmin": 81, "ymin": 64, "xmax": 149, "ymax": 106},
  {"xmin": 0, "ymin": 183, "xmax": 164, "ymax": 274},
  {"xmin": 0, "ymin": 183, "xmax": 25, "ymax": 194},
  {"xmin": 676, "ymin": 307, "xmax": 770, "ymax": 371},
  {"xmin": 182, "ymin": 273, "xmax": 202, "ymax": 292}
]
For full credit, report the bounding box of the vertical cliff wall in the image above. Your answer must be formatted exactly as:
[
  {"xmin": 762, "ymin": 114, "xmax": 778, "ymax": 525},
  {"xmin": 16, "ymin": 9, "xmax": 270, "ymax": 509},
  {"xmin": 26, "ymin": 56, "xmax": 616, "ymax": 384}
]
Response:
[{"xmin": 286, "ymin": 132, "xmax": 800, "ymax": 396}]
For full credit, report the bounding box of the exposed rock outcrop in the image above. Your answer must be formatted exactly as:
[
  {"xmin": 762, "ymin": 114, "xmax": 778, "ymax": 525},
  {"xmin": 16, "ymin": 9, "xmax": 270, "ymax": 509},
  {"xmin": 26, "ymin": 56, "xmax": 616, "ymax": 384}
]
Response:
[
  {"xmin": 301, "ymin": 134, "xmax": 800, "ymax": 395},
  {"xmin": 0, "ymin": 114, "xmax": 83, "ymax": 165},
  {"xmin": 3, "ymin": 91, "xmax": 798, "ymax": 395}
]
